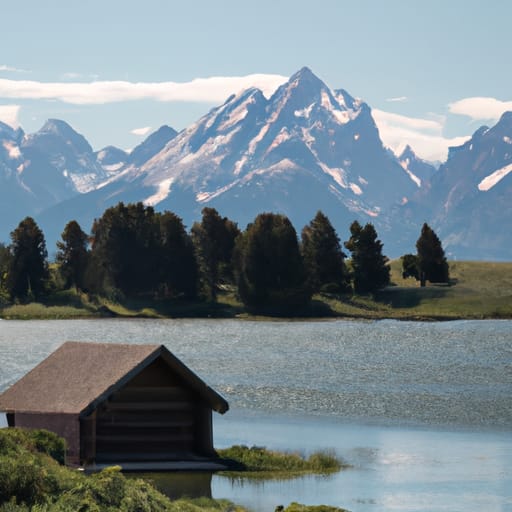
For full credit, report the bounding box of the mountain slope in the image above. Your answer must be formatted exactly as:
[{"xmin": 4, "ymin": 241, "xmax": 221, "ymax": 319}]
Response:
[
  {"xmin": 48, "ymin": 67, "xmax": 417, "ymax": 247},
  {"xmin": 3, "ymin": 68, "xmax": 511, "ymax": 260},
  {"xmin": 399, "ymin": 111, "xmax": 512, "ymax": 259}
]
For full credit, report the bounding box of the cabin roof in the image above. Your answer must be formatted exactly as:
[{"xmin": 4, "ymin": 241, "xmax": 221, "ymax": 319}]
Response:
[{"xmin": 0, "ymin": 341, "xmax": 229, "ymax": 416}]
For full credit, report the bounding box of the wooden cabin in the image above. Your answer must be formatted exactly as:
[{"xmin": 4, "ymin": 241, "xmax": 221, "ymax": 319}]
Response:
[{"xmin": 0, "ymin": 341, "xmax": 229, "ymax": 469}]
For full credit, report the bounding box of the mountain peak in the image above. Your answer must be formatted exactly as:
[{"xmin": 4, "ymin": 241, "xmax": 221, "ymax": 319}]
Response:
[
  {"xmin": 399, "ymin": 144, "xmax": 416, "ymax": 159},
  {"xmin": 495, "ymin": 110, "xmax": 512, "ymax": 130},
  {"xmin": 35, "ymin": 119, "xmax": 93, "ymax": 154},
  {"xmin": 40, "ymin": 118, "xmax": 75, "ymax": 135},
  {"xmin": 128, "ymin": 125, "xmax": 178, "ymax": 167},
  {"xmin": 290, "ymin": 66, "xmax": 316, "ymax": 80},
  {"xmin": 288, "ymin": 66, "xmax": 327, "ymax": 91}
]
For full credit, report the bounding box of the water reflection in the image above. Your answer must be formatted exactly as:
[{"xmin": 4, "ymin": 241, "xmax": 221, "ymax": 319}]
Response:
[{"xmin": 130, "ymin": 472, "xmax": 213, "ymax": 499}]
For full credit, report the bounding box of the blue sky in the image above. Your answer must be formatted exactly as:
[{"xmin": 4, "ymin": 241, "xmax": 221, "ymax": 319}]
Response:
[{"xmin": 1, "ymin": 0, "xmax": 511, "ymax": 161}]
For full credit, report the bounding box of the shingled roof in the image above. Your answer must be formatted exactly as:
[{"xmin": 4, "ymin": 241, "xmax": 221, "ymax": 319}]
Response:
[{"xmin": 0, "ymin": 341, "xmax": 228, "ymax": 416}]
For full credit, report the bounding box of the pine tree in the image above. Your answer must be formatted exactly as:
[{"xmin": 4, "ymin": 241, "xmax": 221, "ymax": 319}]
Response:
[
  {"xmin": 157, "ymin": 211, "xmax": 198, "ymax": 299},
  {"xmin": 56, "ymin": 220, "xmax": 89, "ymax": 291},
  {"xmin": 88, "ymin": 202, "xmax": 159, "ymax": 296},
  {"xmin": 416, "ymin": 223, "xmax": 449, "ymax": 285},
  {"xmin": 344, "ymin": 221, "xmax": 390, "ymax": 294},
  {"xmin": 7, "ymin": 217, "xmax": 49, "ymax": 301},
  {"xmin": 235, "ymin": 213, "xmax": 311, "ymax": 314},
  {"xmin": 301, "ymin": 211, "xmax": 349, "ymax": 293},
  {"xmin": 0, "ymin": 243, "xmax": 11, "ymax": 296},
  {"xmin": 191, "ymin": 207, "xmax": 240, "ymax": 301}
]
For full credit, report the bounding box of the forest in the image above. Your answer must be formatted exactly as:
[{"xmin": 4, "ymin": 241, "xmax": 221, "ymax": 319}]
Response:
[{"xmin": 0, "ymin": 202, "xmax": 449, "ymax": 316}]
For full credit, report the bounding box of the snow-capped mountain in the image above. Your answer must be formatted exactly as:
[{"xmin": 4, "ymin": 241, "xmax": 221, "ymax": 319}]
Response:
[
  {"xmin": 51, "ymin": 67, "xmax": 417, "ymax": 249},
  {"xmin": 127, "ymin": 125, "xmax": 178, "ymax": 168},
  {"xmin": 0, "ymin": 122, "xmax": 36, "ymax": 236},
  {"xmin": 0, "ymin": 122, "xmax": 178, "ymax": 244},
  {"xmin": 398, "ymin": 111, "xmax": 512, "ymax": 259},
  {"xmin": 2, "ymin": 67, "xmax": 512, "ymax": 259},
  {"xmin": 95, "ymin": 145, "xmax": 128, "ymax": 173},
  {"xmin": 20, "ymin": 119, "xmax": 109, "ymax": 198}
]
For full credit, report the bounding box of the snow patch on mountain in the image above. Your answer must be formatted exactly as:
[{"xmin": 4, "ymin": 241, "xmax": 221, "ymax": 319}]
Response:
[
  {"xmin": 399, "ymin": 157, "xmax": 422, "ymax": 187},
  {"xmin": 478, "ymin": 163, "xmax": 512, "ymax": 191},
  {"xmin": 349, "ymin": 183, "xmax": 363, "ymax": 195},
  {"xmin": 267, "ymin": 127, "xmax": 291, "ymax": 153},
  {"xmin": 197, "ymin": 181, "xmax": 240, "ymax": 203},
  {"xmin": 70, "ymin": 172, "xmax": 106, "ymax": 193},
  {"xmin": 317, "ymin": 162, "xmax": 347, "ymax": 188},
  {"xmin": 233, "ymin": 156, "xmax": 248, "ymax": 176},
  {"xmin": 102, "ymin": 162, "xmax": 125, "ymax": 172},
  {"xmin": 294, "ymin": 103, "xmax": 315, "ymax": 119},
  {"xmin": 144, "ymin": 177, "xmax": 174, "ymax": 206},
  {"xmin": 301, "ymin": 127, "xmax": 315, "ymax": 146},
  {"xmin": 248, "ymin": 124, "xmax": 270, "ymax": 154},
  {"xmin": 2, "ymin": 141, "xmax": 21, "ymax": 159}
]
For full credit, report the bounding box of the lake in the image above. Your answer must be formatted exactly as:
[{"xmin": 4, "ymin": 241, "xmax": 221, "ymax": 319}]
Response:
[{"xmin": 0, "ymin": 318, "xmax": 511, "ymax": 511}]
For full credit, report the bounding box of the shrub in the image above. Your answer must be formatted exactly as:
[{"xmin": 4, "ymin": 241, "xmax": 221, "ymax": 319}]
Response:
[{"xmin": 217, "ymin": 445, "xmax": 343, "ymax": 474}]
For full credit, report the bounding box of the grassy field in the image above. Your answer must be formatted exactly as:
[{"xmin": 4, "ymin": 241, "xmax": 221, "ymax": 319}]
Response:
[
  {"xmin": 1, "ymin": 261, "xmax": 511, "ymax": 320},
  {"xmin": 349, "ymin": 259, "xmax": 512, "ymax": 320}
]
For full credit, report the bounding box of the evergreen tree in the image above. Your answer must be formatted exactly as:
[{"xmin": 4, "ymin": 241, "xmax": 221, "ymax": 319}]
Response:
[
  {"xmin": 88, "ymin": 202, "xmax": 159, "ymax": 296},
  {"xmin": 157, "ymin": 211, "xmax": 198, "ymax": 299},
  {"xmin": 0, "ymin": 243, "xmax": 11, "ymax": 297},
  {"xmin": 344, "ymin": 221, "xmax": 390, "ymax": 294},
  {"xmin": 401, "ymin": 253, "xmax": 419, "ymax": 280},
  {"xmin": 56, "ymin": 220, "xmax": 89, "ymax": 291},
  {"xmin": 301, "ymin": 211, "xmax": 349, "ymax": 293},
  {"xmin": 7, "ymin": 217, "xmax": 49, "ymax": 301},
  {"xmin": 416, "ymin": 223, "xmax": 449, "ymax": 285},
  {"xmin": 191, "ymin": 207, "xmax": 240, "ymax": 301},
  {"xmin": 235, "ymin": 213, "xmax": 311, "ymax": 314}
]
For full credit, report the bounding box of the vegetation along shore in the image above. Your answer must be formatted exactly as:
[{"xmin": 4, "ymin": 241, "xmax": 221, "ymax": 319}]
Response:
[
  {"xmin": 0, "ymin": 428, "xmax": 349, "ymax": 512},
  {"xmin": 1, "ymin": 202, "xmax": 511, "ymax": 321}
]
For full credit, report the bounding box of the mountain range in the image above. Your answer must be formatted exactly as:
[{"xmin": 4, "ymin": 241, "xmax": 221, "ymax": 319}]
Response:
[{"xmin": 1, "ymin": 67, "xmax": 510, "ymax": 260}]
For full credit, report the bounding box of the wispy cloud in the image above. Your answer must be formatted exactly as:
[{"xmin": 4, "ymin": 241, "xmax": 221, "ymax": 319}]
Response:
[
  {"xmin": 373, "ymin": 109, "xmax": 470, "ymax": 162},
  {"xmin": 386, "ymin": 96, "xmax": 408, "ymax": 103},
  {"xmin": 0, "ymin": 65, "xmax": 30, "ymax": 73},
  {"xmin": 0, "ymin": 74, "xmax": 288, "ymax": 105},
  {"xmin": 61, "ymin": 72, "xmax": 100, "ymax": 81},
  {"xmin": 449, "ymin": 96, "xmax": 512, "ymax": 121},
  {"xmin": 131, "ymin": 126, "xmax": 152, "ymax": 136},
  {"xmin": 0, "ymin": 104, "xmax": 21, "ymax": 128}
]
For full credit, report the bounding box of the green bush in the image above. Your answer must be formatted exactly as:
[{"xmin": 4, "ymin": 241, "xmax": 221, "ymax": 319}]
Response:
[
  {"xmin": 217, "ymin": 445, "xmax": 344, "ymax": 474},
  {"xmin": 0, "ymin": 429, "xmax": 174, "ymax": 511}
]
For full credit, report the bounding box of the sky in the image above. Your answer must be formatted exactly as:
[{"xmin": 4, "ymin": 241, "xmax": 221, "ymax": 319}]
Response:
[{"xmin": 1, "ymin": 0, "xmax": 511, "ymax": 162}]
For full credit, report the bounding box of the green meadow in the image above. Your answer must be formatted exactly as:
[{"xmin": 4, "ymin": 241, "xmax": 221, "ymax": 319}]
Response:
[{"xmin": 1, "ymin": 261, "xmax": 511, "ymax": 321}]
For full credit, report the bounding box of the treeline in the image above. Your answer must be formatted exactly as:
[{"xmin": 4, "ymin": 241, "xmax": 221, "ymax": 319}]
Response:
[{"xmin": 0, "ymin": 203, "xmax": 448, "ymax": 315}]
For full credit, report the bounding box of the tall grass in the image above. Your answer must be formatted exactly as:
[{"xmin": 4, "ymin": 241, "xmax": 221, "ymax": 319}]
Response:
[{"xmin": 217, "ymin": 445, "xmax": 345, "ymax": 475}]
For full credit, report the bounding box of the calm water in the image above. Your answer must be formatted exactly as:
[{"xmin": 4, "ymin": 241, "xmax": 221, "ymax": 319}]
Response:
[{"xmin": 0, "ymin": 318, "xmax": 511, "ymax": 511}]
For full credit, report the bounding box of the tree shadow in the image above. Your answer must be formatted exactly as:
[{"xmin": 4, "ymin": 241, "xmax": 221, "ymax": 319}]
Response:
[{"xmin": 375, "ymin": 286, "xmax": 450, "ymax": 308}]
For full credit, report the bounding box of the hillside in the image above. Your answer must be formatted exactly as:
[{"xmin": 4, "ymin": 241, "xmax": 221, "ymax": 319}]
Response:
[{"xmin": 1, "ymin": 261, "xmax": 511, "ymax": 321}]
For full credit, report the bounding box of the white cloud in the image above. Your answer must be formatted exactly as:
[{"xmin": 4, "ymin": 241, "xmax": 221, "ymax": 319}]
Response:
[
  {"xmin": 372, "ymin": 108, "xmax": 470, "ymax": 162},
  {"xmin": 386, "ymin": 96, "xmax": 408, "ymax": 103},
  {"xmin": 0, "ymin": 65, "xmax": 29, "ymax": 73},
  {"xmin": 449, "ymin": 97, "xmax": 512, "ymax": 121},
  {"xmin": 0, "ymin": 104, "xmax": 21, "ymax": 128},
  {"xmin": 131, "ymin": 126, "xmax": 152, "ymax": 136},
  {"xmin": 61, "ymin": 72, "xmax": 82, "ymax": 80},
  {"xmin": 0, "ymin": 74, "xmax": 288, "ymax": 105},
  {"xmin": 61, "ymin": 72, "xmax": 101, "ymax": 81}
]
